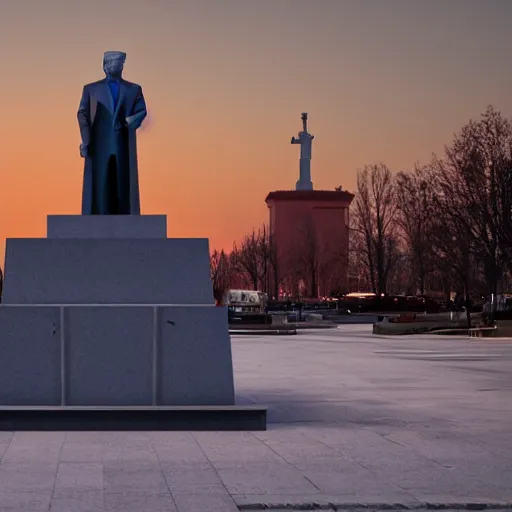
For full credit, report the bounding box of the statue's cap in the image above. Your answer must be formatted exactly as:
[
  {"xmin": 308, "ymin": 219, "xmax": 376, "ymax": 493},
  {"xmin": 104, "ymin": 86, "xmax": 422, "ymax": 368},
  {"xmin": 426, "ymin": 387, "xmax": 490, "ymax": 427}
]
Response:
[{"xmin": 103, "ymin": 51, "xmax": 126, "ymax": 62}]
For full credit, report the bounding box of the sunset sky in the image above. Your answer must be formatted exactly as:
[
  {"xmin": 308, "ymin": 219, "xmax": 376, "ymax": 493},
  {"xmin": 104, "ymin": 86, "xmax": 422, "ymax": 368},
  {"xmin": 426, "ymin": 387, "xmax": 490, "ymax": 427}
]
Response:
[{"xmin": 1, "ymin": 0, "xmax": 512, "ymax": 262}]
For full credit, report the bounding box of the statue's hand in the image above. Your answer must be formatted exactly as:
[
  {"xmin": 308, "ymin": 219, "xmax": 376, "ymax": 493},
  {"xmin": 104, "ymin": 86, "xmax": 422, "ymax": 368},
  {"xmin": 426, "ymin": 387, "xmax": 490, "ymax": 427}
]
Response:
[
  {"xmin": 126, "ymin": 112, "xmax": 146, "ymax": 131},
  {"xmin": 80, "ymin": 144, "xmax": 89, "ymax": 158}
]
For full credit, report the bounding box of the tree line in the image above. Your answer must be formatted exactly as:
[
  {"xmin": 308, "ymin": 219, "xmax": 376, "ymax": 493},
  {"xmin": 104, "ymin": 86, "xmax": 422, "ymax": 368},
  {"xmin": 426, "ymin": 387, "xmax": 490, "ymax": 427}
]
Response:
[
  {"xmin": 216, "ymin": 106, "xmax": 511, "ymax": 306},
  {"xmin": 351, "ymin": 105, "xmax": 512, "ymax": 306}
]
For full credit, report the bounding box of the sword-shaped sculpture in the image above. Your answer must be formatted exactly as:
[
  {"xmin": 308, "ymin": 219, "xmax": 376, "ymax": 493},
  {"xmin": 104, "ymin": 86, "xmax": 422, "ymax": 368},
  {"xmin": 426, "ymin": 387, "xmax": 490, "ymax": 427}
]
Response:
[{"xmin": 291, "ymin": 112, "xmax": 314, "ymax": 191}]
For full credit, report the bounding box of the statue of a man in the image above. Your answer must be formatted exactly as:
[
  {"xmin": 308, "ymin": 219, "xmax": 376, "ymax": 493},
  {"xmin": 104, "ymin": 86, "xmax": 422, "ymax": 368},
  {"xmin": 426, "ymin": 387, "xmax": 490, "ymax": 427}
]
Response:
[
  {"xmin": 77, "ymin": 51, "xmax": 147, "ymax": 215},
  {"xmin": 291, "ymin": 112, "xmax": 314, "ymax": 190}
]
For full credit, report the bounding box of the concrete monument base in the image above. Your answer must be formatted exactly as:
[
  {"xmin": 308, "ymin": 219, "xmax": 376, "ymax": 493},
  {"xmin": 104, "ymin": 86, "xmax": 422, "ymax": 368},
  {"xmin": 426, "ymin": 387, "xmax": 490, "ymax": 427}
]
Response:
[
  {"xmin": 2, "ymin": 238, "xmax": 214, "ymax": 304},
  {"xmin": 0, "ymin": 305, "xmax": 235, "ymax": 407},
  {"xmin": 47, "ymin": 214, "xmax": 168, "ymax": 239},
  {"xmin": 0, "ymin": 215, "xmax": 267, "ymax": 430}
]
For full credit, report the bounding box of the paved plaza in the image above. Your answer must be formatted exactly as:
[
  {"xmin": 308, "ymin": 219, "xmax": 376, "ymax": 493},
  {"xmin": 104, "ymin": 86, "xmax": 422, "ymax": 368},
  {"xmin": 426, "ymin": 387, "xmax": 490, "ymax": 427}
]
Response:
[{"xmin": 1, "ymin": 325, "xmax": 511, "ymax": 511}]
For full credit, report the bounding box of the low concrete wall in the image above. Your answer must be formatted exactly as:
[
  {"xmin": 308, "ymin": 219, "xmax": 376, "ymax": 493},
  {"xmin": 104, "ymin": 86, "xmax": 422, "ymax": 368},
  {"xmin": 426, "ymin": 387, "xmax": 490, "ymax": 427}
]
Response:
[
  {"xmin": 334, "ymin": 314, "xmax": 379, "ymax": 324},
  {"xmin": 270, "ymin": 313, "xmax": 287, "ymax": 325},
  {"xmin": 495, "ymin": 320, "xmax": 512, "ymax": 337},
  {"xmin": 372, "ymin": 312, "xmax": 483, "ymax": 335}
]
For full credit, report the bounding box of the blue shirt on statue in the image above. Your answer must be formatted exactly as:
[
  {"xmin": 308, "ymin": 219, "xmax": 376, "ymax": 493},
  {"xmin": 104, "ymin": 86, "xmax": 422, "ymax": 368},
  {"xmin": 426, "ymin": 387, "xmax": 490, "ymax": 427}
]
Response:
[{"xmin": 108, "ymin": 79, "xmax": 120, "ymax": 110}]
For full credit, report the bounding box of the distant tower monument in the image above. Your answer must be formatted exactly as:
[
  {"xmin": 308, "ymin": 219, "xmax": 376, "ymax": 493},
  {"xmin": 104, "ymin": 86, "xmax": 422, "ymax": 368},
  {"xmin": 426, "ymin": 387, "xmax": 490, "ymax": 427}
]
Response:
[{"xmin": 291, "ymin": 112, "xmax": 314, "ymax": 191}]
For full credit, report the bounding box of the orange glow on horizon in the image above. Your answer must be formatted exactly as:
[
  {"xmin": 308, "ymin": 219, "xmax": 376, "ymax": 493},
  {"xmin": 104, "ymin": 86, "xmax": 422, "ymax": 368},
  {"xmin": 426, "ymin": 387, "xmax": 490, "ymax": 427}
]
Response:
[{"xmin": 2, "ymin": 1, "xmax": 512, "ymax": 266}]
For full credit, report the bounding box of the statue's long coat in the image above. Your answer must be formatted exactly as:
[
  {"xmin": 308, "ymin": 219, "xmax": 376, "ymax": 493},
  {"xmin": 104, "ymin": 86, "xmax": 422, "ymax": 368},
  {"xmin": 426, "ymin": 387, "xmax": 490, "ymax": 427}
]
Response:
[{"xmin": 77, "ymin": 79, "xmax": 147, "ymax": 214}]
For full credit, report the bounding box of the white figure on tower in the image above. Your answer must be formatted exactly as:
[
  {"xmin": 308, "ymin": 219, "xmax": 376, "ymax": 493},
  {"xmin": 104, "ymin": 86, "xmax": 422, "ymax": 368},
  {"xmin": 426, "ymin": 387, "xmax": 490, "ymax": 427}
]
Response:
[{"xmin": 291, "ymin": 112, "xmax": 314, "ymax": 191}]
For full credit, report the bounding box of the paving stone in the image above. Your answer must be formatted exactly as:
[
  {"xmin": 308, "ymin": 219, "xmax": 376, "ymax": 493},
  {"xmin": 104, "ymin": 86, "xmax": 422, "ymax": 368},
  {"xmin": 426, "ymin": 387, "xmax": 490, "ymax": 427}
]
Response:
[
  {"xmin": 60, "ymin": 443, "xmax": 106, "ymax": 463},
  {"xmin": 215, "ymin": 461, "xmax": 319, "ymax": 495},
  {"xmin": 0, "ymin": 491, "xmax": 53, "ymax": 512},
  {"xmin": 50, "ymin": 490, "xmax": 104, "ymax": 512},
  {"xmin": 150, "ymin": 433, "xmax": 210, "ymax": 464},
  {"xmin": 297, "ymin": 459, "xmax": 415, "ymax": 499},
  {"xmin": 194, "ymin": 431, "xmax": 283, "ymax": 466},
  {"xmin": 53, "ymin": 463, "xmax": 104, "ymax": 493},
  {"xmin": 1, "ymin": 432, "xmax": 64, "ymax": 464},
  {"xmin": 104, "ymin": 491, "xmax": 177, "ymax": 512},
  {"xmin": 0, "ymin": 433, "xmax": 13, "ymax": 461},
  {"xmin": 160, "ymin": 461, "xmax": 227, "ymax": 494},
  {"xmin": 0, "ymin": 462, "xmax": 57, "ymax": 492},
  {"xmin": 251, "ymin": 436, "xmax": 343, "ymax": 464},
  {"xmin": 102, "ymin": 464, "xmax": 168, "ymax": 494},
  {"xmin": 172, "ymin": 493, "xmax": 239, "ymax": 512}
]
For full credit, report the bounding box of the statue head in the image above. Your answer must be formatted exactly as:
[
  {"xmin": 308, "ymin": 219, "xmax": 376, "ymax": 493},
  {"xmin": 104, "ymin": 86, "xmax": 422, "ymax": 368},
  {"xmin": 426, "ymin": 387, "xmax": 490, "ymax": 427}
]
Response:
[
  {"xmin": 301, "ymin": 112, "xmax": 308, "ymax": 132},
  {"xmin": 103, "ymin": 51, "xmax": 126, "ymax": 79}
]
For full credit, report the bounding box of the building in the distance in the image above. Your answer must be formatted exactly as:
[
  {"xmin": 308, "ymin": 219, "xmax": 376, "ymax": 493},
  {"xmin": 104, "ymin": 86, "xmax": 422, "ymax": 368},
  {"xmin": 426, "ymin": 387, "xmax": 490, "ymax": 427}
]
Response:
[{"xmin": 265, "ymin": 114, "xmax": 354, "ymax": 298}]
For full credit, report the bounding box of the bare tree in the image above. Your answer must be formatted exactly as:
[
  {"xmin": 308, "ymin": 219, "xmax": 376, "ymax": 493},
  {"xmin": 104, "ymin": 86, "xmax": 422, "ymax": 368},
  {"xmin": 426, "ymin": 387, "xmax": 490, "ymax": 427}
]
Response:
[
  {"xmin": 229, "ymin": 224, "xmax": 281, "ymax": 295},
  {"xmin": 210, "ymin": 249, "xmax": 231, "ymax": 303},
  {"xmin": 256, "ymin": 225, "xmax": 270, "ymax": 294},
  {"xmin": 351, "ymin": 163, "xmax": 399, "ymax": 296},
  {"xmin": 428, "ymin": 155, "xmax": 480, "ymax": 327},
  {"xmin": 347, "ymin": 233, "xmax": 370, "ymax": 292},
  {"xmin": 232, "ymin": 239, "xmax": 258, "ymax": 290},
  {"xmin": 440, "ymin": 106, "xmax": 512, "ymax": 309},
  {"xmin": 225, "ymin": 249, "xmax": 247, "ymax": 289},
  {"xmin": 386, "ymin": 249, "xmax": 413, "ymax": 295},
  {"xmin": 254, "ymin": 224, "xmax": 280, "ymax": 297},
  {"xmin": 395, "ymin": 164, "xmax": 436, "ymax": 295},
  {"xmin": 430, "ymin": 204, "xmax": 475, "ymax": 327},
  {"xmin": 267, "ymin": 231, "xmax": 279, "ymax": 299},
  {"xmin": 501, "ymin": 165, "xmax": 512, "ymax": 273}
]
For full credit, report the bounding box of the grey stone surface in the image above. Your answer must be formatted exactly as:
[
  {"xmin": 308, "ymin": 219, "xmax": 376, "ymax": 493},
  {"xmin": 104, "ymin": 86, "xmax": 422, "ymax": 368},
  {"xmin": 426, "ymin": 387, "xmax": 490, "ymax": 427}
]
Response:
[
  {"xmin": 0, "ymin": 304, "xmax": 235, "ymax": 408},
  {"xmin": 104, "ymin": 492, "xmax": 178, "ymax": 512},
  {"xmin": 172, "ymin": 494, "xmax": 239, "ymax": 511},
  {"xmin": 160, "ymin": 461, "xmax": 227, "ymax": 494},
  {"xmin": 53, "ymin": 462, "xmax": 104, "ymax": 492},
  {"xmin": 103, "ymin": 463, "xmax": 169, "ymax": 493},
  {"xmin": 158, "ymin": 306, "xmax": 235, "ymax": 405},
  {"xmin": 65, "ymin": 306, "xmax": 154, "ymax": 406},
  {"xmin": 0, "ymin": 490, "xmax": 53, "ymax": 511},
  {"xmin": 50, "ymin": 490, "xmax": 104, "ymax": 512},
  {"xmin": 0, "ymin": 462, "xmax": 57, "ymax": 492},
  {"xmin": 47, "ymin": 215, "xmax": 167, "ymax": 239},
  {"xmin": 0, "ymin": 306, "xmax": 62, "ymax": 406},
  {"xmin": 215, "ymin": 461, "xmax": 320, "ymax": 495},
  {"xmin": 1, "ymin": 326, "xmax": 512, "ymax": 510},
  {"xmin": 0, "ymin": 432, "xmax": 13, "ymax": 460},
  {"xmin": 2, "ymin": 238, "xmax": 213, "ymax": 304}
]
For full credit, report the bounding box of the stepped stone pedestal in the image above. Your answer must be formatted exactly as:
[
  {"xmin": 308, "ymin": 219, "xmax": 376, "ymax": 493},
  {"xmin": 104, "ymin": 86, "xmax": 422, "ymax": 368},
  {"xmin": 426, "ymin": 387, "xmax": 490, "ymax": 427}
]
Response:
[{"xmin": 0, "ymin": 215, "xmax": 267, "ymax": 431}]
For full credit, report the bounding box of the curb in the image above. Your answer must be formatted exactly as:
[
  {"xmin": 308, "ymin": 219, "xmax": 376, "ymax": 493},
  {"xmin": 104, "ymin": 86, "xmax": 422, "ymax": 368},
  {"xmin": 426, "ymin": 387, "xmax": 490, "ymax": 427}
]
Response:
[
  {"xmin": 229, "ymin": 329, "xmax": 298, "ymax": 336},
  {"xmin": 238, "ymin": 503, "xmax": 512, "ymax": 511}
]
